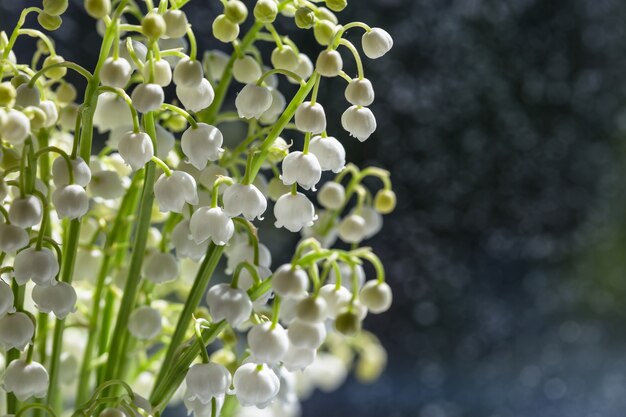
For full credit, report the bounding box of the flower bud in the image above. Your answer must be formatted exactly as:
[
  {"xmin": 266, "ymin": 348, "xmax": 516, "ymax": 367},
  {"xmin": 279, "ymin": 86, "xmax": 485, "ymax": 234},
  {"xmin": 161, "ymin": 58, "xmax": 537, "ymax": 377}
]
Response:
[
  {"xmin": 9, "ymin": 195, "xmax": 42, "ymax": 228},
  {"xmin": 173, "ymin": 58, "xmax": 204, "ymax": 87},
  {"xmin": 2, "ymin": 110, "xmax": 30, "ymax": 145},
  {"xmin": 185, "ymin": 363, "xmax": 231, "ymax": 403},
  {"xmin": 128, "ymin": 306, "xmax": 162, "ymax": 340},
  {"xmin": 268, "ymin": 177, "xmax": 291, "ymax": 201},
  {"xmin": 142, "ymin": 251, "xmax": 179, "ymax": 284},
  {"xmin": 296, "ymin": 296, "xmax": 327, "ymax": 322},
  {"xmin": 119, "ymin": 39, "xmax": 147, "ymax": 69},
  {"xmin": 0, "ymin": 312, "xmax": 34, "ymax": 350},
  {"xmin": 181, "ymin": 123, "xmax": 223, "ymax": 170},
  {"xmin": 203, "ymin": 50, "xmax": 229, "ymax": 82},
  {"xmin": 32, "ymin": 281, "xmax": 77, "ymax": 319},
  {"xmin": 39, "ymin": 100, "xmax": 59, "ymax": 128},
  {"xmin": 189, "ymin": 207, "xmax": 234, "ymax": 245},
  {"xmin": 131, "ymin": 83, "xmax": 164, "ymax": 113},
  {"xmin": 53, "ymin": 184, "xmax": 90, "ymax": 219},
  {"xmin": 206, "ymin": 283, "xmax": 252, "ymax": 327},
  {"xmin": 338, "ymin": 213, "xmax": 366, "ymax": 243},
  {"xmin": 0, "ymin": 82, "xmax": 16, "ymax": 106},
  {"xmin": 314, "ymin": 20, "xmax": 337, "ymax": 46},
  {"xmin": 163, "ymin": 10, "xmax": 188, "ymax": 38},
  {"xmin": 334, "ymin": 308, "xmax": 361, "ymax": 335},
  {"xmin": 360, "ymin": 205, "xmax": 383, "ymax": 238},
  {"xmin": 142, "ymin": 12, "xmax": 166, "ymax": 40},
  {"xmin": 56, "ymin": 82, "xmax": 76, "ymax": 103},
  {"xmin": 309, "ymin": 135, "xmax": 345, "ymax": 173},
  {"xmin": 271, "ymin": 46, "xmax": 299, "ymax": 71},
  {"xmin": 11, "ymin": 74, "xmax": 29, "ymax": 88},
  {"xmin": 3, "ymin": 360, "xmax": 48, "ymax": 400},
  {"xmin": 325, "ymin": 0, "xmax": 347, "ymax": 12},
  {"xmin": 281, "ymin": 151, "xmax": 321, "ymax": 191},
  {"xmin": 154, "ymin": 171, "xmax": 199, "ymax": 213},
  {"xmin": 232, "ymin": 55, "xmax": 262, "ymax": 84},
  {"xmin": 43, "ymin": 0, "xmax": 68, "ymax": 15},
  {"xmin": 345, "ymin": 78, "xmax": 375, "ymax": 106},
  {"xmin": 374, "ymin": 189, "xmax": 396, "ymax": 214},
  {"xmin": 288, "ymin": 319, "xmax": 326, "ymax": 349},
  {"xmin": 15, "ymin": 84, "xmax": 40, "ymax": 107},
  {"xmin": 361, "ymin": 27, "xmax": 393, "ymax": 59},
  {"xmin": 316, "ymin": 50, "xmax": 343, "ymax": 77},
  {"xmin": 0, "ymin": 224, "xmax": 28, "ymax": 253},
  {"xmin": 213, "ymin": 14, "xmax": 239, "ymax": 43},
  {"xmin": 341, "ymin": 105, "xmax": 376, "ymax": 141},
  {"xmin": 295, "ymin": 101, "xmax": 326, "ymax": 134},
  {"xmin": 43, "ymin": 55, "xmax": 66, "ymax": 80},
  {"xmin": 223, "ymin": 183, "xmax": 267, "ymax": 221},
  {"xmin": 235, "ymin": 84, "xmax": 272, "ymax": 119},
  {"xmin": 317, "ymin": 181, "xmax": 344, "ymax": 209},
  {"xmin": 319, "ymin": 284, "xmax": 352, "ymax": 318},
  {"xmin": 359, "ymin": 281, "xmax": 392, "ymax": 313},
  {"xmin": 282, "ymin": 344, "xmax": 316, "ymax": 371},
  {"xmin": 142, "ymin": 58, "xmax": 172, "ymax": 87},
  {"xmin": 28, "ymin": 106, "xmax": 48, "ymax": 130},
  {"xmin": 295, "ymin": 7, "xmax": 316, "ymax": 29},
  {"xmin": 176, "ymin": 78, "xmax": 215, "ymax": 112},
  {"xmin": 37, "ymin": 12, "xmax": 62, "ymax": 30},
  {"xmin": 225, "ymin": 0, "xmax": 248, "ymax": 24},
  {"xmin": 52, "ymin": 156, "xmax": 91, "ymax": 187},
  {"xmin": 289, "ymin": 53, "xmax": 314, "ymax": 84},
  {"xmin": 316, "ymin": 6, "xmax": 338, "ymax": 23},
  {"xmin": 118, "ymin": 131, "xmax": 154, "ymax": 171},
  {"xmin": 14, "ymin": 247, "xmax": 59, "ymax": 286},
  {"xmin": 101, "ymin": 57, "xmax": 132, "ymax": 88},
  {"xmin": 254, "ymin": 0, "xmax": 278, "ymax": 23},
  {"xmin": 272, "ymin": 264, "xmax": 309, "ymax": 298},
  {"xmin": 84, "ymin": 0, "xmax": 111, "ymax": 19},
  {"xmin": 233, "ymin": 363, "xmax": 280, "ymax": 407},
  {"xmin": 274, "ymin": 192, "xmax": 317, "ymax": 232},
  {"xmin": 248, "ymin": 321, "xmax": 289, "ymax": 363}
]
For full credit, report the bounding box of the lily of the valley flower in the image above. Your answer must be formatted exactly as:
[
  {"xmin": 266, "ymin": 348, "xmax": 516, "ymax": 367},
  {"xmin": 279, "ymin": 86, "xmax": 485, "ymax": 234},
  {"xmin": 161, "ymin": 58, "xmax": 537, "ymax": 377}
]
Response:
[
  {"xmin": 128, "ymin": 306, "xmax": 162, "ymax": 340},
  {"xmin": 118, "ymin": 131, "xmax": 154, "ymax": 171},
  {"xmin": 247, "ymin": 322, "xmax": 289, "ymax": 364},
  {"xmin": 232, "ymin": 363, "xmax": 280, "ymax": 408},
  {"xmin": 274, "ymin": 192, "xmax": 317, "ymax": 232},
  {"xmin": 308, "ymin": 136, "xmax": 345, "ymax": 173},
  {"xmin": 32, "ymin": 281, "xmax": 77, "ymax": 319},
  {"xmin": 294, "ymin": 101, "xmax": 326, "ymax": 134},
  {"xmin": 222, "ymin": 183, "xmax": 267, "ymax": 221},
  {"xmin": 0, "ymin": 312, "xmax": 35, "ymax": 351},
  {"xmin": 3, "ymin": 360, "xmax": 49, "ymax": 401},
  {"xmin": 181, "ymin": 123, "xmax": 223, "ymax": 170},
  {"xmin": 185, "ymin": 363, "xmax": 231, "ymax": 403},
  {"xmin": 189, "ymin": 207, "xmax": 234, "ymax": 246},
  {"xmin": 205, "ymin": 283, "xmax": 252, "ymax": 328},
  {"xmin": 341, "ymin": 105, "xmax": 377, "ymax": 142},
  {"xmin": 53, "ymin": 184, "xmax": 90, "ymax": 219},
  {"xmin": 154, "ymin": 171, "xmax": 199, "ymax": 213},
  {"xmin": 361, "ymin": 27, "xmax": 393, "ymax": 59},
  {"xmin": 281, "ymin": 151, "xmax": 322, "ymax": 191},
  {"xmin": 14, "ymin": 247, "xmax": 59, "ymax": 286},
  {"xmin": 235, "ymin": 84, "xmax": 273, "ymax": 119}
]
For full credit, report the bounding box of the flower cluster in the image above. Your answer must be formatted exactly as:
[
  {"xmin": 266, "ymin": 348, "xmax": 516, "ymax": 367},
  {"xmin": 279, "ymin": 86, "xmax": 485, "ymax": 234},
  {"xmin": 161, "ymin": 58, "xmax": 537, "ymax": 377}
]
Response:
[{"xmin": 0, "ymin": 0, "xmax": 395, "ymax": 416}]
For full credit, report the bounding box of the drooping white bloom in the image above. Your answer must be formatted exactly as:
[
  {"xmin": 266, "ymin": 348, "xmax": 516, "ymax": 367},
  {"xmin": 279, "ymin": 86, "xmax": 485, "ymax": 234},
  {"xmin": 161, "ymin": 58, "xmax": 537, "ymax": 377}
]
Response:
[
  {"xmin": 308, "ymin": 136, "xmax": 345, "ymax": 173},
  {"xmin": 233, "ymin": 55, "xmax": 262, "ymax": 84},
  {"xmin": 259, "ymin": 88, "xmax": 286, "ymax": 124},
  {"xmin": 53, "ymin": 184, "xmax": 90, "ymax": 219},
  {"xmin": 0, "ymin": 224, "xmax": 29, "ymax": 253},
  {"xmin": 14, "ymin": 247, "xmax": 59, "ymax": 286},
  {"xmin": 341, "ymin": 105, "xmax": 377, "ymax": 141},
  {"xmin": 2, "ymin": 109, "xmax": 30, "ymax": 145},
  {"xmin": 359, "ymin": 281, "xmax": 393, "ymax": 313},
  {"xmin": 317, "ymin": 182, "xmax": 345, "ymax": 210},
  {"xmin": 328, "ymin": 262, "xmax": 366, "ymax": 290},
  {"xmin": 119, "ymin": 39, "xmax": 148, "ymax": 69},
  {"xmin": 271, "ymin": 264, "xmax": 309, "ymax": 299},
  {"xmin": 316, "ymin": 50, "xmax": 343, "ymax": 77},
  {"xmin": 185, "ymin": 363, "xmax": 231, "ymax": 403},
  {"xmin": 100, "ymin": 57, "xmax": 133, "ymax": 88},
  {"xmin": 338, "ymin": 213, "xmax": 367, "ymax": 243},
  {"xmin": 89, "ymin": 170, "xmax": 125, "ymax": 199},
  {"xmin": 361, "ymin": 27, "xmax": 393, "ymax": 59},
  {"xmin": 142, "ymin": 251, "xmax": 179, "ymax": 284},
  {"xmin": 154, "ymin": 171, "xmax": 199, "ymax": 213},
  {"xmin": 181, "ymin": 123, "xmax": 223, "ymax": 170},
  {"xmin": 52, "ymin": 156, "xmax": 91, "ymax": 187},
  {"xmin": 128, "ymin": 306, "xmax": 162, "ymax": 340},
  {"xmin": 319, "ymin": 284, "xmax": 352, "ymax": 319},
  {"xmin": 39, "ymin": 100, "xmax": 59, "ymax": 128},
  {"xmin": 287, "ymin": 319, "xmax": 326, "ymax": 349},
  {"xmin": 3, "ymin": 360, "xmax": 48, "ymax": 400},
  {"xmin": 9, "ymin": 195, "xmax": 42, "ymax": 228},
  {"xmin": 163, "ymin": 9, "xmax": 189, "ymax": 38},
  {"xmin": 232, "ymin": 363, "xmax": 280, "ymax": 408},
  {"xmin": 203, "ymin": 50, "xmax": 230, "ymax": 82},
  {"xmin": 222, "ymin": 183, "xmax": 267, "ymax": 221},
  {"xmin": 189, "ymin": 207, "xmax": 234, "ymax": 245},
  {"xmin": 142, "ymin": 59, "xmax": 173, "ymax": 87},
  {"xmin": 360, "ymin": 206, "xmax": 383, "ymax": 239},
  {"xmin": 282, "ymin": 344, "xmax": 316, "ymax": 372},
  {"xmin": 118, "ymin": 131, "xmax": 154, "ymax": 171},
  {"xmin": 173, "ymin": 57, "xmax": 204, "ymax": 87},
  {"xmin": 274, "ymin": 192, "xmax": 317, "ymax": 232},
  {"xmin": 0, "ymin": 312, "xmax": 35, "ymax": 350},
  {"xmin": 271, "ymin": 45, "xmax": 299, "ymax": 71},
  {"xmin": 32, "ymin": 281, "xmax": 77, "ymax": 319},
  {"xmin": 0, "ymin": 280, "xmax": 15, "ymax": 317},
  {"xmin": 294, "ymin": 101, "xmax": 326, "ymax": 134},
  {"xmin": 225, "ymin": 241, "xmax": 272, "ymax": 274},
  {"xmin": 281, "ymin": 151, "xmax": 321, "ymax": 191},
  {"xmin": 247, "ymin": 322, "xmax": 289, "ymax": 364},
  {"xmin": 295, "ymin": 296, "xmax": 327, "ymax": 322},
  {"xmin": 171, "ymin": 220, "xmax": 209, "ymax": 261},
  {"xmin": 235, "ymin": 84, "xmax": 272, "ymax": 119},
  {"xmin": 155, "ymin": 124, "xmax": 175, "ymax": 159},
  {"xmin": 93, "ymin": 92, "xmax": 133, "ymax": 132},
  {"xmin": 176, "ymin": 78, "xmax": 215, "ymax": 112},
  {"xmin": 345, "ymin": 78, "xmax": 375, "ymax": 106},
  {"xmin": 205, "ymin": 283, "xmax": 252, "ymax": 328},
  {"xmin": 15, "ymin": 84, "xmax": 40, "ymax": 107},
  {"xmin": 184, "ymin": 394, "xmax": 224, "ymax": 417},
  {"xmin": 131, "ymin": 83, "xmax": 164, "ymax": 113}
]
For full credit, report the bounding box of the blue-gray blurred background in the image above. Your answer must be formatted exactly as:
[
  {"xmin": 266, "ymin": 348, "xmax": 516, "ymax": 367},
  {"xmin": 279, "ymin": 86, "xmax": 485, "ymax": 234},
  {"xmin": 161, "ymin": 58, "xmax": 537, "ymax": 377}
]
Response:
[{"xmin": 6, "ymin": 0, "xmax": 626, "ymax": 416}]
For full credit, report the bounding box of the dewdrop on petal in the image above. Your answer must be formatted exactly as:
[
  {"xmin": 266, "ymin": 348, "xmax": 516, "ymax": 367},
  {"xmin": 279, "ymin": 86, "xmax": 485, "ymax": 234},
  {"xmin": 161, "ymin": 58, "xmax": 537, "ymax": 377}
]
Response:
[
  {"xmin": 189, "ymin": 207, "xmax": 234, "ymax": 245},
  {"xmin": 142, "ymin": 59, "xmax": 172, "ymax": 87},
  {"xmin": 53, "ymin": 184, "xmax": 90, "ymax": 219},
  {"xmin": 142, "ymin": 251, "xmax": 179, "ymax": 284},
  {"xmin": 341, "ymin": 105, "xmax": 377, "ymax": 142},
  {"xmin": 222, "ymin": 183, "xmax": 267, "ymax": 221},
  {"xmin": 338, "ymin": 213, "xmax": 367, "ymax": 243},
  {"xmin": 118, "ymin": 131, "xmax": 154, "ymax": 171},
  {"xmin": 13, "ymin": 247, "xmax": 59, "ymax": 286},
  {"xmin": 233, "ymin": 55, "xmax": 262, "ymax": 84},
  {"xmin": 131, "ymin": 83, "xmax": 164, "ymax": 113},
  {"xmin": 176, "ymin": 78, "xmax": 215, "ymax": 112},
  {"xmin": 163, "ymin": 9, "xmax": 189, "ymax": 38},
  {"xmin": 235, "ymin": 84, "xmax": 273, "ymax": 119},
  {"xmin": 295, "ymin": 101, "xmax": 326, "ymax": 134},
  {"xmin": 247, "ymin": 322, "xmax": 289, "ymax": 364},
  {"xmin": 316, "ymin": 50, "xmax": 343, "ymax": 77},
  {"xmin": 308, "ymin": 136, "xmax": 345, "ymax": 173},
  {"xmin": 274, "ymin": 192, "xmax": 317, "ymax": 232},
  {"xmin": 154, "ymin": 171, "xmax": 199, "ymax": 213},
  {"xmin": 32, "ymin": 281, "xmax": 77, "ymax": 319},
  {"xmin": 317, "ymin": 182, "xmax": 345, "ymax": 210},
  {"xmin": 2, "ymin": 109, "xmax": 30, "ymax": 145},
  {"xmin": 271, "ymin": 264, "xmax": 309, "ymax": 299},
  {"xmin": 361, "ymin": 27, "xmax": 393, "ymax": 59},
  {"xmin": 206, "ymin": 283, "xmax": 252, "ymax": 328},
  {"xmin": 173, "ymin": 57, "xmax": 204, "ymax": 87},
  {"xmin": 171, "ymin": 220, "xmax": 208, "ymax": 261},
  {"xmin": 0, "ymin": 224, "xmax": 29, "ymax": 253},
  {"xmin": 281, "ymin": 151, "xmax": 321, "ymax": 191},
  {"xmin": 185, "ymin": 363, "xmax": 231, "ymax": 403},
  {"xmin": 282, "ymin": 344, "xmax": 316, "ymax": 372},
  {"xmin": 0, "ymin": 281, "xmax": 15, "ymax": 317},
  {"xmin": 3, "ymin": 360, "xmax": 48, "ymax": 401},
  {"xmin": 128, "ymin": 306, "xmax": 162, "ymax": 340},
  {"xmin": 100, "ymin": 57, "xmax": 133, "ymax": 88},
  {"xmin": 360, "ymin": 281, "xmax": 393, "ymax": 313},
  {"xmin": 0, "ymin": 312, "xmax": 35, "ymax": 350},
  {"xmin": 52, "ymin": 156, "xmax": 91, "ymax": 187},
  {"xmin": 287, "ymin": 319, "xmax": 326, "ymax": 349},
  {"xmin": 232, "ymin": 363, "xmax": 280, "ymax": 408},
  {"xmin": 345, "ymin": 78, "xmax": 375, "ymax": 106},
  {"xmin": 181, "ymin": 123, "xmax": 223, "ymax": 170},
  {"xmin": 9, "ymin": 195, "xmax": 42, "ymax": 228}
]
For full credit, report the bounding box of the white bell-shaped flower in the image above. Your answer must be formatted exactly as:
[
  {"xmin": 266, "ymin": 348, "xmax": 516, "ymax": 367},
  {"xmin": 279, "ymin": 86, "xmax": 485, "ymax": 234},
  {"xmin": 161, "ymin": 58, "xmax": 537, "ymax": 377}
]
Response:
[
  {"xmin": 203, "ymin": 50, "xmax": 229, "ymax": 82},
  {"xmin": 32, "ymin": 281, "xmax": 77, "ymax": 319},
  {"xmin": 89, "ymin": 170, "xmax": 125, "ymax": 199},
  {"xmin": 0, "ymin": 312, "xmax": 34, "ymax": 350},
  {"xmin": 154, "ymin": 171, "xmax": 199, "ymax": 213},
  {"xmin": 232, "ymin": 363, "xmax": 280, "ymax": 408},
  {"xmin": 142, "ymin": 59, "xmax": 173, "ymax": 87},
  {"xmin": 247, "ymin": 322, "xmax": 289, "ymax": 364},
  {"xmin": 15, "ymin": 84, "xmax": 40, "ymax": 107},
  {"xmin": 100, "ymin": 57, "xmax": 133, "ymax": 88},
  {"xmin": 128, "ymin": 306, "xmax": 162, "ymax": 340},
  {"xmin": 360, "ymin": 206, "xmax": 383, "ymax": 239},
  {"xmin": 328, "ymin": 262, "xmax": 366, "ymax": 290},
  {"xmin": 176, "ymin": 78, "xmax": 214, "ymax": 112},
  {"xmin": 345, "ymin": 78, "xmax": 375, "ymax": 106},
  {"xmin": 181, "ymin": 123, "xmax": 223, "ymax": 170},
  {"xmin": 142, "ymin": 251, "xmax": 179, "ymax": 284},
  {"xmin": 171, "ymin": 219, "xmax": 209, "ymax": 261},
  {"xmin": 53, "ymin": 184, "xmax": 90, "ymax": 219},
  {"xmin": 233, "ymin": 55, "xmax": 262, "ymax": 84},
  {"xmin": 271, "ymin": 264, "xmax": 309, "ymax": 299},
  {"xmin": 2, "ymin": 109, "xmax": 30, "ymax": 145},
  {"xmin": 155, "ymin": 124, "xmax": 175, "ymax": 159},
  {"xmin": 0, "ymin": 224, "xmax": 29, "ymax": 253},
  {"xmin": 235, "ymin": 84, "xmax": 272, "ymax": 119},
  {"xmin": 281, "ymin": 151, "xmax": 321, "ymax": 191},
  {"xmin": 274, "ymin": 192, "xmax": 317, "ymax": 232},
  {"xmin": 118, "ymin": 131, "xmax": 154, "ymax": 171},
  {"xmin": 199, "ymin": 164, "xmax": 229, "ymax": 189},
  {"xmin": 296, "ymin": 296, "xmax": 327, "ymax": 322},
  {"xmin": 205, "ymin": 283, "xmax": 252, "ymax": 328},
  {"xmin": 308, "ymin": 136, "xmax": 345, "ymax": 173},
  {"xmin": 39, "ymin": 100, "xmax": 59, "ymax": 128},
  {"xmin": 222, "ymin": 183, "xmax": 267, "ymax": 221},
  {"xmin": 0, "ymin": 280, "xmax": 15, "ymax": 317},
  {"xmin": 287, "ymin": 319, "xmax": 326, "ymax": 349},
  {"xmin": 359, "ymin": 281, "xmax": 392, "ymax": 313},
  {"xmin": 163, "ymin": 9, "xmax": 189, "ymax": 38},
  {"xmin": 190, "ymin": 207, "xmax": 234, "ymax": 245},
  {"xmin": 361, "ymin": 27, "xmax": 393, "ymax": 59},
  {"xmin": 282, "ymin": 344, "xmax": 316, "ymax": 372},
  {"xmin": 3, "ymin": 359, "xmax": 48, "ymax": 400},
  {"xmin": 52, "ymin": 156, "xmax": 91, "ymax": 187},
  {"xmin": 93, "ymin": 92, "xmax": 133, "ymax": 132},
  {"xmin": 271, "ymin": 45, "xmax": 299, "ymax": 71},
  {"xmin": 341, "ymin": 105, "xmax": 377, "ymax": 142},
  {"xmin": 119, "ymin": 39, "xmax": 147, "ymax": 69},
  {"xmin": 290, "ymin": 53, "xmax": 314, "ymax": 84},
  {"xmin": 294, "ymin": 101, "xmax": 326, "ymax": 134},
  {"xmin": 225, "ymin": 241, "xmax": 272, "ymax": 274},
  {"xmin": 338, "ymin": 213, "xmax": 367, "ymax": 243},
  {"xmin": 319, "ymin": 284, "xmax": 352, "ymax": 319},
  {"xmin": 317, "ymin": 182, "xmax": 345, "ymax": 210},
  {"xmin": 184, "ymin": 394, "xmax": 224, "ymax": 417},
  {"xmin": 9, "ymin": 195, "xmax": 42, "ymax": 228},
  {"xmin": 131, "ymin": 83, "xmax": 164, "ymax": 113},
  {"xmin": 259, "ymin": 88, "xmax": 286, "ymax": 124},
  {"xmin": 14, "ymin": 247, "xmax": 59, "ymax": 286},
  {"xmin": 316, "ymin": 50, "xmax": 343, "ymax": 77},
  {"xmin": 185, "ymin": 363, "xmax": 231, "ymax": 403},
  {"xmin": 173, "ymin": 57, "xmax": 204, "ymax": 87}
]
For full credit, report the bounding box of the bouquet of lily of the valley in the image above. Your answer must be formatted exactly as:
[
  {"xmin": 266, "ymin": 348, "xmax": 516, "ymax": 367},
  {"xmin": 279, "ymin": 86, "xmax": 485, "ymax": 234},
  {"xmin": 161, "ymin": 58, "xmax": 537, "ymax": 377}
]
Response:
[{"xmin": 0, "ymin": 0, "xmax": 396, "ymax": 416}]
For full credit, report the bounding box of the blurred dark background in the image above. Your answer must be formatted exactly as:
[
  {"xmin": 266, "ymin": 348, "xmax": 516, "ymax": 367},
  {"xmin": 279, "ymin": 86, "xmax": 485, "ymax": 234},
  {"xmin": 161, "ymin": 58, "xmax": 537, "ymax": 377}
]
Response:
[{"xmin": 6, "ymin": 0, "xmax": 626, "ymax": 416}]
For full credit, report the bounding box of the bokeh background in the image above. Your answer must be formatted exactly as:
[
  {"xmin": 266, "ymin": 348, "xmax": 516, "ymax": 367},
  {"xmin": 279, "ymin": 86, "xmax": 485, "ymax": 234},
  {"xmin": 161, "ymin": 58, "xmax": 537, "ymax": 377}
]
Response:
[{"xmin": 5, "ymin": 0, "xmax": 626, "ymax": 416}]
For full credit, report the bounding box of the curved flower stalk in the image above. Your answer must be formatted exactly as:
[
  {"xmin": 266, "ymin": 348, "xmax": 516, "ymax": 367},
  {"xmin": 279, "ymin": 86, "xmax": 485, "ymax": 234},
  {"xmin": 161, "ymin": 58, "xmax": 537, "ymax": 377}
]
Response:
[{"xmin": 0, "ymin": 0, "xmax": 396, "ymax": 416}]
